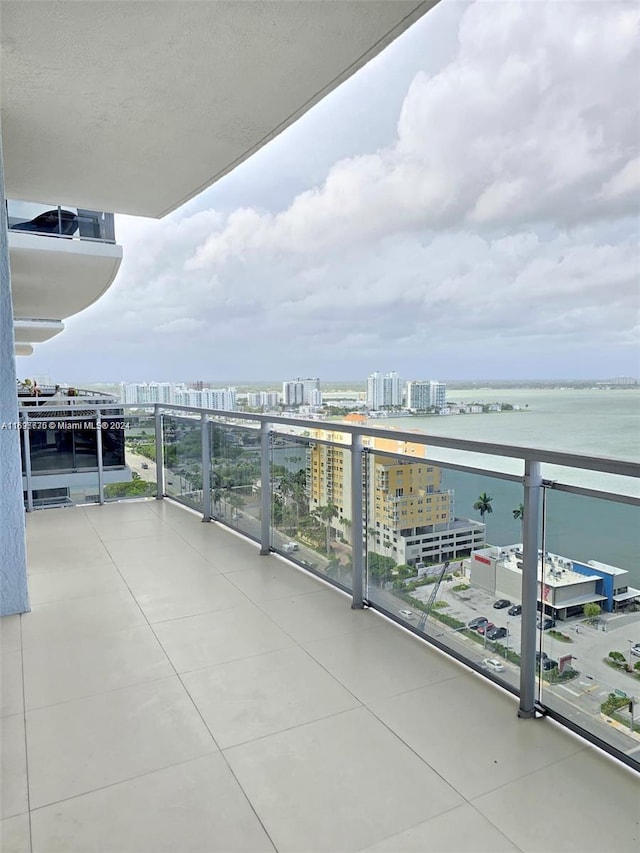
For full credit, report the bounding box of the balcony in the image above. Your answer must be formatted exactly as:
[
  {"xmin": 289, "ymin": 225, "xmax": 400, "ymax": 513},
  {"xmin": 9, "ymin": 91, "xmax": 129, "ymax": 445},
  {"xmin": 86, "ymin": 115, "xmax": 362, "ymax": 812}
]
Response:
[
  {"xmin": 2, "ymin": 497, "xmax": 637, "ymax": 853},
  {"xmin": 5, "ymin": 402, "xmax": 640, "ymax": 848},
  {"xmin": 8, "ymin": 200, "xmax": 122, "ymax": 347}
]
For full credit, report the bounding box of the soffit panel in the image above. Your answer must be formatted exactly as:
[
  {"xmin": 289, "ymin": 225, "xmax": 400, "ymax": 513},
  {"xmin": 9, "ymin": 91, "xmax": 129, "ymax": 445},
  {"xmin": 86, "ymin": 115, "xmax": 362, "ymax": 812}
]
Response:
[
  {"xmin": 2, "ymin": 0, "xmax": 435, "ymax": 217},
  {"xmin": 14, "ymin": 320, "xmax": 64, "ymax": 344},
  {"xmin": 9, "ymin": 234, "xmax": 123, "ymax": 320}
]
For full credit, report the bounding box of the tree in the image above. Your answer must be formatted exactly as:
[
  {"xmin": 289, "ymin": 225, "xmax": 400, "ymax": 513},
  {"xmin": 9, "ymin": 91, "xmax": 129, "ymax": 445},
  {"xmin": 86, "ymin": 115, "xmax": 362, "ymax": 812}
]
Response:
[
  {"xmin": 583, "ymin": 603, "xmax": 601, "ymax": 621},
  {"xmin": 473, "ymin": 492, "xmax": 493, "ymax": 520},
  {"xmin": 313, "ymin": 502, "xmax": 339, "ymax": 554},
  {"xmin": 367, "ymin": 553, "xmax": 396, "ymax": 587}
]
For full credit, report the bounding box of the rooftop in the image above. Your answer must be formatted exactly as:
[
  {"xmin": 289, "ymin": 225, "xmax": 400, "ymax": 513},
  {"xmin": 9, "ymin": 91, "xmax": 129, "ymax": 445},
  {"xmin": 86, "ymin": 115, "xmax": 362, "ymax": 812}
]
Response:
[{"xmin": 2, "ymin": 499, "xmax": 637, "ymax": 852}]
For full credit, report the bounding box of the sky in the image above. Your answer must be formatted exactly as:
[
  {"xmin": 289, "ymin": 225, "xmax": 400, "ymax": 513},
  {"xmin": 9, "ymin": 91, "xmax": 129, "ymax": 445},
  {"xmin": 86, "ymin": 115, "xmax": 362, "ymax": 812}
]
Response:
[{"xmin": 24, "ymin": 0, "xmax": 640, "ymax": 384}]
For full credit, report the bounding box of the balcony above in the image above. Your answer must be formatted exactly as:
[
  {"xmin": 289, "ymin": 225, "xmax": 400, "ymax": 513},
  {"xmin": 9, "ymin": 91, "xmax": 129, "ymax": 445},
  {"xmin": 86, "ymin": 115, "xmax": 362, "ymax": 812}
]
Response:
[
  {"xmin": 2, "ymin": 1, "xmax": 437, "ymax": 217},
  {"xmin": 2, "ymin": 499, "xmax": 637, "ymax": 852},
  {"xmin": 9, "ymin": 210, "xmax": 122, "ymax": 332}
]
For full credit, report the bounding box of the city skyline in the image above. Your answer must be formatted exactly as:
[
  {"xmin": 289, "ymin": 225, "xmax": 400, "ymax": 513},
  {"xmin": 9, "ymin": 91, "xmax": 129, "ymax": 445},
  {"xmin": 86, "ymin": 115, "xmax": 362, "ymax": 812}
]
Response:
[{"xmin": 18, "ymin": 0, "xmax": 639, "ymax": 383}]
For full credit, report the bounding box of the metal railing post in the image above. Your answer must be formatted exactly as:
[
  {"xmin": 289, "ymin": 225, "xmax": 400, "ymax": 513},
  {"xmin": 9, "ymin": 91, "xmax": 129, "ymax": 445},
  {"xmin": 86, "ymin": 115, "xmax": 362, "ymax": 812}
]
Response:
[
  {"xmin": 260, "ymin": 421, "xmax": 271, "ymax": 556},
  {"xmin": 351, "ymin": 433, "xmax": 365, "ymax": 609},
  {"xmin": 96, "ymin": 411, "xmax": 105, "ymax": 505},
  {"xmin": 201, "ymin": 413, "xmax": 211, "ymax": 522},
  {"xmin": 519, "ymin": 459, "xmax": 542, "ymax": 718},
  {"xmin": 155, "ymin": 405, "xmax": 164, "ymax": 498},
  {"xmin": 21, "ymin": 411, "xmax": 33, "ymax": 512}
]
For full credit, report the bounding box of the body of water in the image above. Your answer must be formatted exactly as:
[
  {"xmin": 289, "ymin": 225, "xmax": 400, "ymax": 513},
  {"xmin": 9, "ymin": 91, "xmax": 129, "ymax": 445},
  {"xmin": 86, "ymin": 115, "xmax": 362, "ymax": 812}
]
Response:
[{"xmin": 372, "ymin": 389, "xmax": 639, "ymax": 582}]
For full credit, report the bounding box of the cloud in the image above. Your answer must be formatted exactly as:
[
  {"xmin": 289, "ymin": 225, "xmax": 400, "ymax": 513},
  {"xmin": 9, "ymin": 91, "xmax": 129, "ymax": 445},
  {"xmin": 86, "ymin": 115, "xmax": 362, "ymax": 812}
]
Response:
[
  {"xmin": 30, "ymin": 0, "xmax": 640, "ymax": 381},
  {"xmin": 186, "ymin": 1, "xmax": 639, "ymax": 267}
]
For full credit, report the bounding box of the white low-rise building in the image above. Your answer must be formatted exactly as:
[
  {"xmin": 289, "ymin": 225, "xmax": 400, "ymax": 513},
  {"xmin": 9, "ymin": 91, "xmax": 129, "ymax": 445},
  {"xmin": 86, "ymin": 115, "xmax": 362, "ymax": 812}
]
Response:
[{"xmin": 469, "ymin": 544, "xmax": 639, "ymax": 618}]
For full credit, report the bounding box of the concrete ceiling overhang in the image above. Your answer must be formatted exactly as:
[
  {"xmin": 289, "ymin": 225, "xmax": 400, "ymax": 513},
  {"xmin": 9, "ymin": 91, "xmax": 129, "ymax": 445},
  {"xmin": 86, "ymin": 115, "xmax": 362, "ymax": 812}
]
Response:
[
  {"xmin": 9, "ymin": 232, "xmax": 122, "ymax": 320},
  {"xmin": 13, "ymin": 319, "xmax": 64, "ymax": 344},
  {"xmin": 15, "ymin": 344, "xmax": 34, "ymax": 356},
  {"xmin": 2, "ymin": 0, "xmax": 437, "ymax": 218}
]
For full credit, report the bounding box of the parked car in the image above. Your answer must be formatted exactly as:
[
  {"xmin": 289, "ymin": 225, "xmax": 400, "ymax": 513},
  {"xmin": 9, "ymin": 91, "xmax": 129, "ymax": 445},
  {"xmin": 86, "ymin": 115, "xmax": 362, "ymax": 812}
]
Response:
[
  {"xmin": 468, "ymin": 617, "xmax": 489, "ymax": 630},
  {"xmin": 631, "ymin": 644, "xmax": 640, "ymax": 658},
  {"xmin": 477, "ymin": 622, "xmax": 495, "ymax": 635},
  {"xmin": 537, "ymin": 617, "xmax": 556, "ymax": 630},
  {"xmin": 399, "ymin": 609, "xmax": 415, "ymax": 620},
  {"xmin": 283, "ymin": 542, "xmax": 299, "ymax": 553},
  {"xmin": 536, "ymin": 651, "xmax": 548, "ymax": 664},
  {"xmin": 493, "ymin": 599, "xmax": 511, "ymax": 609},
  {"xmin": 486, "ymin": 626, "xmax": 508, "ymax": 640},
  {"xmin": 482, "ymin": 658, "xmax": 505, "ymax": 673},
  {"xmin": 141, "ymin": 462, "xmax": 149, "ymax": 470},
  {"xmin": 508, "ymin": 604, "xmax": 522, "ymax": 616},
  {"xmin": 542, "ymin": 658, "xmax": 558, "ymax": 671}
]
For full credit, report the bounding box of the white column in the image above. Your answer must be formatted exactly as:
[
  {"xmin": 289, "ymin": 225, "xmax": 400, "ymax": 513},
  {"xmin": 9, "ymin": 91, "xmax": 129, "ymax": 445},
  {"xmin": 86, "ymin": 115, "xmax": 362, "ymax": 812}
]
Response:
[{"xmin": 0, "ymin": 126, "xmax": 30, "ymax": 615}]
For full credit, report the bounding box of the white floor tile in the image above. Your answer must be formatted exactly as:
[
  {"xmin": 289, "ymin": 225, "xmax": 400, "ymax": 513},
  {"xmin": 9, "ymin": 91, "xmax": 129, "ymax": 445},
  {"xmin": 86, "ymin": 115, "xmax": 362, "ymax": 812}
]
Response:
[
  {"xmin": 27, "ymin": 563, "xmax": 126, "ymax": 605},
  {"xmin": 31, "ymin": 754, "xmax": 275, "ymax": 853},
  {"xmin": 226, "ymin": 707, "xmax": 463, "ymax": 853},
  {"xmin": 473, "ymin": 747, "xmax": 640, "ymax": 851},
  {"xmin": 0, "ymin": 813, "xmax": 30, "ymax": 853},
  {"xmin": 259, "ymin": 589, "xmax": 374, "ymax": 644},
  {"xmin": 1, "ymin": 649, "xmax": 24, "ymax": 717},
  {"xmin": 183, "ymin": 645, "xmax": 361, "ymax": 747},
  {"xmin": 131, "ymin": 570, "xmax": 249, "ymax": 623},
  {"xmin": 369, "ymin": 676, "xmax": 585, "ymax": 799},
  {"xmin": 20, "ymin": 590, "xmax": 145, "ymax": 649},
  {"xmin": 26, "ymin": 676, "xmax": 216, "ymax": 808},
  {"xmin": 227, "ymin": 559, "xmax": 329, "ymax": 602},
  {"xmin": 23, "ymin": 625, "xmax": 173, "ymax": 709},
  {"xmin": 153, "ymin": 604, "xmax": 294, "ymax": 673},
  {"xmin": 304, "ymin": 622, "xmax": 461, "ymax": 703},
  {"xmin": 1, "ymin": 714, "xmax": 28, "ymax": 819},
  {"xmin": 358, "ymin": 803, "xmax": 522, "ymax": 852}
]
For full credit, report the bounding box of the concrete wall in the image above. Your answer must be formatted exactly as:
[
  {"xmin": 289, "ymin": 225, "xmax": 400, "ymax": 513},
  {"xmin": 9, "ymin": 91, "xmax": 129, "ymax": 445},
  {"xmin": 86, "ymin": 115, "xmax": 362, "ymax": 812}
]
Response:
[{"xmin": 0, "ymin": 127, "xmax": 30, "ymax": 615}]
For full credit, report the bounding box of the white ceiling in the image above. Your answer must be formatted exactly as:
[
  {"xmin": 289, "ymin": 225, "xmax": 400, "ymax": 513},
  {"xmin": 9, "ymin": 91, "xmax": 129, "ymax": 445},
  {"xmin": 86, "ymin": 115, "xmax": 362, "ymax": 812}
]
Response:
[
  {"xmin": 9, "ymin": 233, "xmax": 122, "ymax": 320},
  {"xmin": 2, "ymin": 0, "xmax": 435, "ymax": 217}
]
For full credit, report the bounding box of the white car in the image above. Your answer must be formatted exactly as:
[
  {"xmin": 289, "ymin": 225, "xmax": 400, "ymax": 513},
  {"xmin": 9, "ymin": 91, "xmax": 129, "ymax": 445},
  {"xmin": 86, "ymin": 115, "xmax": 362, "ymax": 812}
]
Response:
[
  {"xmin": 398, "ymin": 609, "xmax": 415, "ymax": 620},
  {"xmin": 483, "ymin": 658, "xmax": 505, "ymax": 673},
  {"xmin": 631, "ymin": 644, "xmax": 640, "ymax": 658}
]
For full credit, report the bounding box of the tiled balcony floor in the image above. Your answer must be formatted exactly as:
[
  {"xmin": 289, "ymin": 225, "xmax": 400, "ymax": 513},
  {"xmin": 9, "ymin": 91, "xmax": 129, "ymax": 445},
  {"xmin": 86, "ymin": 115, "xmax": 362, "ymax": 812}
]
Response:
[{"xmin": 2, "ymin": 500, "xmax": 638, "ymax": 853}]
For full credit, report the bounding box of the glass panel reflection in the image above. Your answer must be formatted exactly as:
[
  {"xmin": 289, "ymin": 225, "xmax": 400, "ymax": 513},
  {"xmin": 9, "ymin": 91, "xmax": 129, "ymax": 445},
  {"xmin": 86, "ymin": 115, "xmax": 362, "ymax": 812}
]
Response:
[
  {"xmin": 210, "ymin": 420, "xmax": 262, "ymax": 539},
  {"xmin": 163, "ymin": 415, "xmax": 203, "ymax": 511},
  {"xmin": 365, "ymin": 454, "xmax": 523, "ymax": 688},
  {"xmin": 270, "ymin": 431, "xmax": 353, "ymax": 589},
  {"xmin": 104, "ymin": 414, "xmax": 157, "ymax": 501},
  {"xmin": 539, "ymin": 484, "xmax": 640, "ymax": 763}
]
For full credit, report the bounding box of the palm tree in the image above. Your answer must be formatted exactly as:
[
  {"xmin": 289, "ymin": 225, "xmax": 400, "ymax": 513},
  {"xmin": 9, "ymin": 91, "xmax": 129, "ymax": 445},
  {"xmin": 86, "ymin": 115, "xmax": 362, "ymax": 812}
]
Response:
[
  {"xmin": 513, "ymin": 502, "xmax": 524, "ymax": 543},
  {"xmin": 473, "ymin": 492, "xmax": 493, "ymax": 520},
  {"xmin": 313, "ymin": 502, "xmax": 339, "ymax": 554}
]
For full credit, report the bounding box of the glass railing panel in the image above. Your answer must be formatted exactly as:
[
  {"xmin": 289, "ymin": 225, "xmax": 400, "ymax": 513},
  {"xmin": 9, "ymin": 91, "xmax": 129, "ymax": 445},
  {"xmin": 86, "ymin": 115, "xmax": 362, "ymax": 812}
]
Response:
[
  {"xmin": 7, "ymin": 199, "xmax": 115, "ymax": 242},
  {"xmin": 162, "ymin": 414, "xmax": 203, "ymax": 511},
  {"xmin": 269, "ymin": 431, "xmax": 353, "ymax": 589},
  {"xmin": 103, "ymin": 413, "xmax": 157, "ymax": 501},
  {"xmin": 539, "ymin": 483, "xmax": 640, "ymax": 764},
  {"xmin": 209, "ymin": 419, "xmax": 261, "ymax": 539},
  {"xmin": 365, "ymin": 455, "xmax": 524, "ymax": 690}
]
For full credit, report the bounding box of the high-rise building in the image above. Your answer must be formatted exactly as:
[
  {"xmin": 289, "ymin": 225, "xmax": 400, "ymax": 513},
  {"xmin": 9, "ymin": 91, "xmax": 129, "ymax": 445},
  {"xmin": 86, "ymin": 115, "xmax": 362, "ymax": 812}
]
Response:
[
  {"xmin": 406, "ymin": 380, "xmax": 431, "ymax": 410},
  {"xmin": 247, "ymin": 391, "xmax": 280, "ymax": 408},
  {"xmin": 366, "ymin": 371, "xmax": 402, "ymax": 410},
  {"xmin": 429, "ymin": 380, "xmax": 447, "ymax": 409},
  {"xmin": 307, "ymin": 430, "xmax": 484, "ymax": 564},
  {"xmin": 282, "ymin": 377, "xmax": 320, "ymax": 406},
  {"xmin": 405, "ymin": 379, "xmax": 446, "ymax": 410}
]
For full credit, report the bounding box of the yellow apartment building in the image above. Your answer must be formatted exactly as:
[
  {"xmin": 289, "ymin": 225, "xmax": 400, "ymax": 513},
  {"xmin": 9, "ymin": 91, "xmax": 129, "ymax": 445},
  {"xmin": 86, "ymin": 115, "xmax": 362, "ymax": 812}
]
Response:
[{"xmin": 307, "ymin": 428, "xmax": 485, "ymax": 565}]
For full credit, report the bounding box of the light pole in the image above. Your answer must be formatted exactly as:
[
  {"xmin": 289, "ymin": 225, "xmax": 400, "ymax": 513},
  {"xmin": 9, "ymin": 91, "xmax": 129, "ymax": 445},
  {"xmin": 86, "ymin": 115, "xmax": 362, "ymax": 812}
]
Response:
[{"xmin": 627, "ymin": 640, "xmax": 634, "ymax": 670}]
